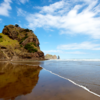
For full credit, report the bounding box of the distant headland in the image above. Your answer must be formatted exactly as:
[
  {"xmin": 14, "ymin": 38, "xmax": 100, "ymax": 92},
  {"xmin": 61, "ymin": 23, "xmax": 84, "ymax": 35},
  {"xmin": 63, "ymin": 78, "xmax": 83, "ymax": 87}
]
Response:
[{"xmin": 45, "ymin": 54, "xmax": 60, "ymax": 59}]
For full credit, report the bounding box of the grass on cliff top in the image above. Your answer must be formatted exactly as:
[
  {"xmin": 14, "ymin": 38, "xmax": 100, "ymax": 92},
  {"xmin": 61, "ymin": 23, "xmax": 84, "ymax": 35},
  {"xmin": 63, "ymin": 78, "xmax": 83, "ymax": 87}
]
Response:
[{"xmin": 0, "ymin": 33, "xmax": 19, "ymax": 47}]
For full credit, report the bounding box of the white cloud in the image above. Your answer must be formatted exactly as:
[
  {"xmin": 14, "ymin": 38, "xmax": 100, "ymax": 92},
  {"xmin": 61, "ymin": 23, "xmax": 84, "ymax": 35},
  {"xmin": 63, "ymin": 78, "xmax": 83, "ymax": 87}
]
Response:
[
  {"xmin": 44, "ymin": 50, "xmax": 63, "ymax": 53},
  {"xmin": 17, "ymin": 8, "xmax": 27, "ymax": 16},
  {"xmin": 57, "ymin": 42, "xmax": 100, "ymax": 50},
  {"xmin": 19, "ymin": 0, "xmax": 29, "ymax": 4},
  {"xmin": 0, "ymin": 18, "xmax": 2, "ymax": 22},
  {"xmin": 37, "ymin": 0, "xmax": 66, "ymax": 14},
  {"xmin": 0, "ymin": 0, "xmax": 12, "ymax": 16},
  {"xmin": 44, "ymin": 42, "xmax": 48, "ymax": 44},
  {"xmin": 23, "ymin": 0, "xmax": 100, "ymax": 39},
  {"xmin": 68, "ymin": 51, "xmax": 86, "ymax": 54},
  {"xmin": 49, "ymin": 0, "xmax": 52, "ymax": 2},
  {"xmin": 44, "ymin": 50, "xmax": 86, "ymax": 54}
]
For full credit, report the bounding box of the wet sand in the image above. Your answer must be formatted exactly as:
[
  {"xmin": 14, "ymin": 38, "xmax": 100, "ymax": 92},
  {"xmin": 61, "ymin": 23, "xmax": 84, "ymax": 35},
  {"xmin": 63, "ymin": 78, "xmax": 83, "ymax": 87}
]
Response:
[
  {"xmin": 41, "ymin": 60, "xmax": 100, "ymax": 95},
  {"xmin": 0, "ymin": 61, "xmax": 100, "ymax": 100}
]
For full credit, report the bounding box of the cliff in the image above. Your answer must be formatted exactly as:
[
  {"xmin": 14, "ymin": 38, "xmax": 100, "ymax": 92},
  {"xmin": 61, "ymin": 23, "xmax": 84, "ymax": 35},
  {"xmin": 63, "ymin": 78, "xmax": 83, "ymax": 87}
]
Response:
[
  {"xmin": 0, "ymin": 24, "xmax": 44, "ymax": 61},
  {"xmin": 45, "ymin": 54, "xmax": 57, "ymax": 59}
]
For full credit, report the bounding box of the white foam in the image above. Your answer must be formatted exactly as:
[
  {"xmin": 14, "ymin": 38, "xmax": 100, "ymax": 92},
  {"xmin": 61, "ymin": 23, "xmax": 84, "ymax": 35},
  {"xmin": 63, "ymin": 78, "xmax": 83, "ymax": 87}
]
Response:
[
  {"xmin": 47, "ymin": 59, "xmax": 100, "ymax": 61},
  {"xmin": 42, "ymin": 67, "xmax": 100, "ymax": 98},
  {"xmin": 10, "ymin": 61, "xmax": 100, "ymax": 97}
]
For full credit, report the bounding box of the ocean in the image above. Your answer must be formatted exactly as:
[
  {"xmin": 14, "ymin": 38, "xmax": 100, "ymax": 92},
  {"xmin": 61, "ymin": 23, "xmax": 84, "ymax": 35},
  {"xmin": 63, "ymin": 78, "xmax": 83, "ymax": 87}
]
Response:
[
  {"xmin": 0, "ymin": 60, "xmax": 100, "ymax": 100},
  {"xmin": 40, "ymin": 59, "xmax": 100, "ymax": 96}
]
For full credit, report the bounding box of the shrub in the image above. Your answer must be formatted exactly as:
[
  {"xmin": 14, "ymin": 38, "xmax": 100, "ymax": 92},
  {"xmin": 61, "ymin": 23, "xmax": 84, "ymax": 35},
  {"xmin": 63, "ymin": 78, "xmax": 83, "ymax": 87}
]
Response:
[
  {"xmin": 24, "ymin": 43, "xmax": 37, "ymax": 53},
  {"xmin": 19, "ymin": 38, "xmax": 25, "ymax": 44},
  {"xmin": 33, "ymin": 43, "xmax": 36, "ymax": 46},
  {"xmin": 15, "ymin": 24, "xmax": 19, "ymax": 27},
  {"xmin": 0, "ymin": 35, "xmax": 2, "ymax": 38},
  {"xmin": 20, "ymin": 44, "xmax": 23, "ymax": 47},
  {"xmin": 30, "ymin": 42, "xmax": 37, "ymax": 46},
  {"xmin": 4, "ymin": 25, "xmax": 7, "ymax": 27},
  {"xmin": 30, "ymin": 30, "xmax": 33, "ymax": 32},
  {"xmin": 25, "ymin": 28, "xmax": 30, "ymax": 32}
]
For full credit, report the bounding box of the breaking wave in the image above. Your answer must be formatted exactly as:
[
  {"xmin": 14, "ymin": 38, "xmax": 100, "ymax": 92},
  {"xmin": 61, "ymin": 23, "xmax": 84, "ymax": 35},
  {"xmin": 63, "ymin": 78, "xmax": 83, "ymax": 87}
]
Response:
[{"xmin": 48, "ymin": 59, "xmax": 100, "ymax": 61}]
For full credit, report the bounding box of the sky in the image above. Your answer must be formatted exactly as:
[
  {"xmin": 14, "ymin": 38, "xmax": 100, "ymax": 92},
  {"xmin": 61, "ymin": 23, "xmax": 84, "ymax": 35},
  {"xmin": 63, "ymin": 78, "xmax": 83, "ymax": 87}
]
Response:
[{"xmin": 0, "ymin": 0, "xmax": 100, "ymax": 59}]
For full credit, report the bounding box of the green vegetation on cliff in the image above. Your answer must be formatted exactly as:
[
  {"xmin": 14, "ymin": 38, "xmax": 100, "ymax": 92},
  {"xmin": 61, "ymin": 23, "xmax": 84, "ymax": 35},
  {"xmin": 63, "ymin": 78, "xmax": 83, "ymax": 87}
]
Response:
[
  {"xmin": 19, "ymin": 34, "xmax": 28, "ymax": 44},
  {"xmin": 0, "ymin": 24, "xmax": 44, "ymax": 60},
  {"xmin": 24, "ymin": 43, "xmax": 37, "ymax": 53},
  {"xmin": 0, "ymin": 33, "xmax": 19, "ymax": 47}
]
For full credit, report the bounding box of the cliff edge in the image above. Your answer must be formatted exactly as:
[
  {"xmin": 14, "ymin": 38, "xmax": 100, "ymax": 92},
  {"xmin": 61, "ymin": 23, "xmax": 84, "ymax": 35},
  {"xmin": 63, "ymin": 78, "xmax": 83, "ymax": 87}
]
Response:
[{"xmin": 0, "ymin": 24, "xmax": 44, "ymax": 61}]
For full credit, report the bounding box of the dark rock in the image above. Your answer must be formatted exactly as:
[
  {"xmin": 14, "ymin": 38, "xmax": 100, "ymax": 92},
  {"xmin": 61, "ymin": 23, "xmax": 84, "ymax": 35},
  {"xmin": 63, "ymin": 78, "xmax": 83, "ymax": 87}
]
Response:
[{"xmin": 58, "ymin": 55, "xmax": 60, "ymax": 59}]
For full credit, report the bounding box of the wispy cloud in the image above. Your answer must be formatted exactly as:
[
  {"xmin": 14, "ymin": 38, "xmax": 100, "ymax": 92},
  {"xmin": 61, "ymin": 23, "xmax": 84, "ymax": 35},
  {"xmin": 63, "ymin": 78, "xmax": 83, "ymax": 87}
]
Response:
[
  {"xmin": 44, "ymin": 50, "xmax": 63, "ymax": 53},
  {"xmin": 0, "ymin": 18, "xmax": 2, "ymax": 22},
  {"xmin": 22, "ymin": 0, "xmax": 100, "ymax": 39},
  {"xmin": 44, "ymin": 42, "xmax": 48, "ymax": 44},
  {"xmin": 19, "ymin": 0, "xmax": 29, "ymax": 4},
  {"xmin": 49, "ymin": 0, "xmax": 52, "ymax": 2},
  {"xmin": 37, "ymin": 0, "xmax": 66, "ymax": 14},
  {"xmin": 43, "ymin": 50, "xmax": 86, "ymax": 54},
  {"xmin": 17, "ymin": 8, "xmax": 27, "ymax": 16},
  {"xmin": 57, "ymin": 42, "xmax": 100, "ymax": 50},
  {"xmin": 0, "ymin": 0, "xmax": 12, "ymax": 16}
]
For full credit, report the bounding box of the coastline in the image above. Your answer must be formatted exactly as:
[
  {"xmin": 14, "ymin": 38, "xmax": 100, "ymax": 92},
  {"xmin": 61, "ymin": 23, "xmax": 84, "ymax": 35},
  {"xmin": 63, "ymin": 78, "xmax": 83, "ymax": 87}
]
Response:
[
  {"xmin": 0, "ymin": 61, "xmax": 100, "ymax": 100},
  {"xmin": 42, "ymin": 59, "xmax": 100, "ymax": 95},
  {"xmin": 7, "ymin": 61, "xmax": 100, "ymax": 97},
  {"xmin": 16, "ymin": 66, "xmax": 100, "ymax": 100},
  {"xmin": 43, "ymin": 68, "xmax": 100, "ymax": 98}
]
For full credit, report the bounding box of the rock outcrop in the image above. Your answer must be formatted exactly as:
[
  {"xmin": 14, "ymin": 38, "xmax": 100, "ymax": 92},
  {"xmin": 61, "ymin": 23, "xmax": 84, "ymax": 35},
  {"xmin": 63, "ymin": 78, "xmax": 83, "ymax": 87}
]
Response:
[
  {"xmin": 58, "ymin": 55, "xmax": 60, "ymax": 59},
  {"xmin": 45, "ymin": 54, "xmax": 57, "ymax": 59},
  {"xmin": 0, "ymin": 24, "xmax": 44, "ymax": 61}
]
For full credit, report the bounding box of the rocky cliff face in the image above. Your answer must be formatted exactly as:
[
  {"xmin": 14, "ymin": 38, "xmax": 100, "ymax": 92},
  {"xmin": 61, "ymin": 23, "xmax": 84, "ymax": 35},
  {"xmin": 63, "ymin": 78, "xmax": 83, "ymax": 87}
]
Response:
[
  {"xmin": 0, "ymin": 24, "xmax": 44, "ymax": 61},
  {"xmin": 45, "ymin": 54, "xmax": 57, "ymax": 59}
]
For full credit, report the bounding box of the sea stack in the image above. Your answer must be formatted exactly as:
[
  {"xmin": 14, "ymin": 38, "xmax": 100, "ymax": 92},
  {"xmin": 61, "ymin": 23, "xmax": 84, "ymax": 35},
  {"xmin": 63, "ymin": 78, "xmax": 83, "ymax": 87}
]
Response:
[{"xmin": 58, "ymin": 55, "xmax": 60, "ymax": 59}]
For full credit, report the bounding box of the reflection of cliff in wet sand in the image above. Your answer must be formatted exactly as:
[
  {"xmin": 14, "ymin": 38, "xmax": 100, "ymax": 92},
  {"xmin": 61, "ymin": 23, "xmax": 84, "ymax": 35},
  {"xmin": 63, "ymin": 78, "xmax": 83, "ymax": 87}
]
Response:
[{"xmin": 0, "ymin": 62, "xmax": 42, "ymax": 100}]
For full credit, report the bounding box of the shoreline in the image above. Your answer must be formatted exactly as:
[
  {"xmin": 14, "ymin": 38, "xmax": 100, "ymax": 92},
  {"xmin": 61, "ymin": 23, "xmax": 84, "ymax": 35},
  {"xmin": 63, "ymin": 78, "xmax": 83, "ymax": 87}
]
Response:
[
  {"xmin": 0, "ymin": 60, "xmax": 100, "ymax": 99},
  {"xmin": 47, "ymin": 59, "xmax": 100, "ymax": 61},
  {"xmin": 42, "ymin": 67, "xmax": 100, "ymax": 98}
]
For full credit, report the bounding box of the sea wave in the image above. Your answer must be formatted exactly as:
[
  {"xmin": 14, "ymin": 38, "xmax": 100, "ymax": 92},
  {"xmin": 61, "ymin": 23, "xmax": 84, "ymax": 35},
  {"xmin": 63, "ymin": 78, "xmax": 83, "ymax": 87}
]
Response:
[
  {"xmin": 47, "ymin": 59, "xmax": 100, "ymax": 61},
  {"xmin": 42, "ymin": 67, "xmax": 100, "ymax": 98}
]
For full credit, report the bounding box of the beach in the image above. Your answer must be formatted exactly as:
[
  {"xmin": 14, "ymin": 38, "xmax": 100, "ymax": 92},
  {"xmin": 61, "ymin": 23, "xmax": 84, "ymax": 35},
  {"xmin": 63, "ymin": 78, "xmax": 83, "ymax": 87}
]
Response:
[
  {"xmin": 0, "ymin": 61, "xmax": 100, "ymax": 100},
  {"xmin": 41, "ymin": 60, "xmax": 100, "ymax": 96}
]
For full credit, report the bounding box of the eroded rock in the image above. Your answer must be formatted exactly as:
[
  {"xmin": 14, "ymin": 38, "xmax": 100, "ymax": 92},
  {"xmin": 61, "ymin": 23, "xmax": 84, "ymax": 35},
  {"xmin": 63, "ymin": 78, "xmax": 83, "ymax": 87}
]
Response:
[{"xmin": 0, "ymin": 24, "xmax": 44, "ymax": 61}]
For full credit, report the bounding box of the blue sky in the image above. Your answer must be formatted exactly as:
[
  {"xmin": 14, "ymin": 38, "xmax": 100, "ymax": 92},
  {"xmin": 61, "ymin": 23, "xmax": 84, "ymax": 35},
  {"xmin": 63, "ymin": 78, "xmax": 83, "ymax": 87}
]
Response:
[{"xmin": 0, "ymin": 0, "xmax": 100, "ymax": 59}]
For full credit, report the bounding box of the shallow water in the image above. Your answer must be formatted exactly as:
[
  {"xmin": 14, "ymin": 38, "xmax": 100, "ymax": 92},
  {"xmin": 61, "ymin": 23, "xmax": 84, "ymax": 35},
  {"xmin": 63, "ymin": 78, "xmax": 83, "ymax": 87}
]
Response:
[
  {"xmin": 41, "ymin": 60, "xmax": 100, "ymax": 95},
  {"xmin": 0, "ymin": 61, "xmax": 100, "ymax": 100}
]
